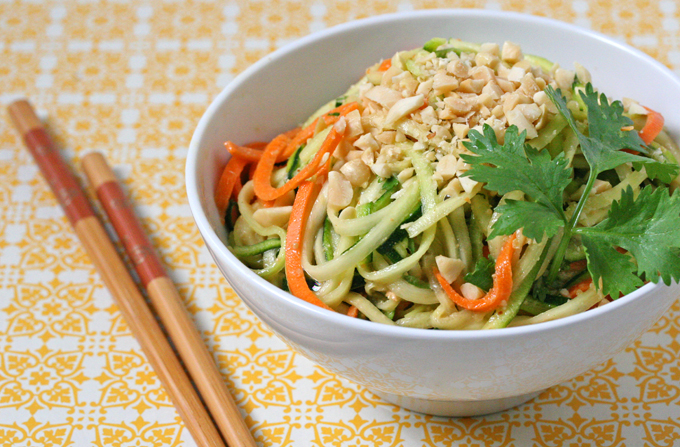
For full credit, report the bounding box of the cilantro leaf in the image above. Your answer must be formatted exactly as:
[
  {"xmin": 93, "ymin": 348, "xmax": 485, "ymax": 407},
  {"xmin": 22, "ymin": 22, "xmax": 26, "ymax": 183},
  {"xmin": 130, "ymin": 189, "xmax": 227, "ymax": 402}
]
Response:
[
  {"xmin": 461, "ymin": 124, "xmax": 572, "ymax": 241},
  {"xmin": 579, "ymin": 235, "xmax": 643, "ymax": 298},
  {"xmin": 576, "ymin": 185, "xmax": 680, "ymax": 296},
  {"xmin": 579, "ymin": 83, "xmax": 648, "ymax": 155},
  {"xmin": 632, "ymin": 159, "xmax": 679, "ymax": 184},
  {"xmin": 545, "ymin": 85, "xmax": 679, "ymax": 181},
  {"xmin": 462, "ymin": 125, "xmax": 572, "ymax": 213},
  {"xmin": 489, "ymin": 200, "xmax": 565, "ymax": 242},
  {"xmin": 464, "ymin": 257, "xmax": 495, "ymax": 291}
]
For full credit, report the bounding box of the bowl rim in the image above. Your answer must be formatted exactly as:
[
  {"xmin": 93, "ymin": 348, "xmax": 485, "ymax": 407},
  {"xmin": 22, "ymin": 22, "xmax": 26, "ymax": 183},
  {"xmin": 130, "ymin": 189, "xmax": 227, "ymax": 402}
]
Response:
[{"xmin": 187, "ymin": 8, "xmax": 675, "ymax": 341}]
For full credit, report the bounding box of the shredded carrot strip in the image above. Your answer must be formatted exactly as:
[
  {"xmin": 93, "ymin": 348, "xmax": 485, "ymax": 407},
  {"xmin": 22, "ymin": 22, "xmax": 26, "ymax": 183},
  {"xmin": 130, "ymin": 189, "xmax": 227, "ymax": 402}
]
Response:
[
  {"xmin": 569, "ymin": 260, "xmax": 587, "ymax": 271},
  {"xmin": 568, "ymin": 277, "xmax": 593, "ymax": 299},
  {"xmin": 280, "ymin": 102, "xmax": 359, "ymax": 160},
  {"xmin": 225, "ymin": 141, "xmax": 264, "ymax": 162},
  {"xmin": 251, "ymin": 102, "xmax": 358, "ymax": 202},
  {"xmin": 435, "ymin": 233, "xmax": 517, "ymax": 312},
  {"xmin": 347, "ymin": 306, "xmax": 359, "ymax": 318},
  {"xmin": 285, "ymin": 180, "xmax": 333, "ymax": 310},
  {"xmin": 246, "ymin": 141, "xmax": 268, "ymax": 150},
  {"xmin": 249, "ymin": 133, "xmax": 291, "ymax": 198},
  {"xmin": 378, "ymin": 59, "xmax": 392, "ymax": 71},
  {"xmin": 283, "ymin": 127, "xmax": 301, "ymax": 139},
  {"xmin": 248, "ymin": 161, "xmax": 258, "ymax": 180},
  {"xmin": 639, "ymin": 106, "xmax": 665, "ymax": 145},
  {"xmin": 253, "ymin": 124, "xmax": 344, "ymax": 201},
  {"xmin": 232, "ymin": 171, "xmax": 243, "ymax": 199},
  {"xmin": 215, "ymin": 155, "xmax": 248, "ymax": 214},
  {"xmin": 224, "ymin": 131, "xmax": 301, "ymax": 167}
]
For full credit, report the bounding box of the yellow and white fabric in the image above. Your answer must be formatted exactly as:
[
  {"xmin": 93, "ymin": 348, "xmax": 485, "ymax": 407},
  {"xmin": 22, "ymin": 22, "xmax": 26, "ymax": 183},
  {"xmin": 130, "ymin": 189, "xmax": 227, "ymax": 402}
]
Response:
[{"xmin": 0, "ymin": 1, "xmax": 678, "ymax": 445}]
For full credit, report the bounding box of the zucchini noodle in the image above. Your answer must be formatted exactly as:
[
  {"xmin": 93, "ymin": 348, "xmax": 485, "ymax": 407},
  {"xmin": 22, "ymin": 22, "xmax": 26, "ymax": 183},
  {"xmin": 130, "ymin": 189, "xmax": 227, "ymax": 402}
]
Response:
[
  {"xmin": 235, "ymin": 181, "xmax": 287, "ymax": 278},
  {"xmin": 387, "ymin": 279, "xmax": 439, "ymax": 304},
  {"xmin": 326, "ymin": 201, "xmax": 395, "ymax": 236},
  {"xmin": 344, "ymin": 293, "xmax": 396, "ymax": 325},
  {"xmin": 316, "ymin": 229, "xmax": 357, "ymax": 307},
  {"xmin": 509, "ymin": 286, "xmax": 603, "ymax": 326},
  {"xmin": 448, "ymin": 207, "xmax": 473, "ymax": 272},
  {"xmin": 300, "ymin": 127, "xmax": 332, "ymax": 165},
  {"xmin": 437, "ymin": 217, "xmax": 459, "ymax": 259},
  {"xmin": 406, "ymin": 186, "xmax": 481, "ymax": 238},
  {"xmin": 512, "ymin": 238, "xmax": 547, "ymax": 289},
  {"xmin": 407, "ymin": 145, "xmax": 439, "ymax": 212},
  {"xmin": 430, "ymin": 305, "xmax": 486, "ymax": 330},
  {"xmin": 396, "ymin": 306, "xmax": 435, "ymax": 328},
  {"xmin": 358, "ymin": 226, "xmax": 436, "ymax": 284},
  {"xmin": 317, "ymin": 270, "xmax": 354, "ymax": 308},
  {"xmin": 218, "ymin": 37, "xmax": 680, "ymax": 329},
  {"xmin": 304, "ymin": 180, "xmax": 420, "ymax": 281}
]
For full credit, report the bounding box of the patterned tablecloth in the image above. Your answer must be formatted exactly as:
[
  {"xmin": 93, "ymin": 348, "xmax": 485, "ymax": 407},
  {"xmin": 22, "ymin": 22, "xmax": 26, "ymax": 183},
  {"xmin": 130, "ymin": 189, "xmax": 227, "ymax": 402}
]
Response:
[{"xmin": 1, "ymin": 1, "xmax": 680, "ymax": 446}]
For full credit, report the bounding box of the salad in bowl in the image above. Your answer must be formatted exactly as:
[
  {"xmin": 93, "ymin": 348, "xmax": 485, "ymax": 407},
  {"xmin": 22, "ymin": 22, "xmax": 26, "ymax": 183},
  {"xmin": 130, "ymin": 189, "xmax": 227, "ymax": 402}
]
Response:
[{"xmin": 215, "ymin": 37, "xmax": 680, "ymax": 330}]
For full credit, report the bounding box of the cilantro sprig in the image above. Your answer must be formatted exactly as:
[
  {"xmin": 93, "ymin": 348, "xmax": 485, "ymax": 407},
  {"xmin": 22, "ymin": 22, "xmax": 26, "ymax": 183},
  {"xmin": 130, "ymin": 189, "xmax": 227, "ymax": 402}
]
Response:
[
  {"xmin": 461, "ymin": 125, "xmax": 571, "ymax": 242},
  {"xmin": 575, "ymin": 185, "xmax": 680, "ymax": 297},
  {"xmin": 546, "ymin": 83, "xmax": 678, "ymax": 183},
  {"xmin": 461, "ymin": 82, "xmax": 680, "ymax": 297}
]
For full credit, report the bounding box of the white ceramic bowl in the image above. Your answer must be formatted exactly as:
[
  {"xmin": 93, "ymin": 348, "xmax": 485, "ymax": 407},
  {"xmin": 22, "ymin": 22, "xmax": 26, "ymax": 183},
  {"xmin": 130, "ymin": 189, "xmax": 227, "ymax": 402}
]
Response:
[{"xmin": 186, "ymin": 9, "xmax": 680, "ymax": 416}]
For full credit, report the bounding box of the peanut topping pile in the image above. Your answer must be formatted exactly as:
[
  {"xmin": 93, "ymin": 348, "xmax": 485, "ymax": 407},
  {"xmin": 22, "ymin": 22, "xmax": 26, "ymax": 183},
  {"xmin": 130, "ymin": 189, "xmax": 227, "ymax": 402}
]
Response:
[{"xmin": 328, "ymin": 40, "xmax": 591, "ymax": 201}]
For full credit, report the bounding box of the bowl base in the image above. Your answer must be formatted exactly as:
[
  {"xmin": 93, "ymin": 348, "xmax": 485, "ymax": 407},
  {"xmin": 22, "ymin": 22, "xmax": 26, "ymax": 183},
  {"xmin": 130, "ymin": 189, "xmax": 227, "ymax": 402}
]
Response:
[{"xmin": 371, "ymin": 389, "xmax": 542, "ymax": 417}]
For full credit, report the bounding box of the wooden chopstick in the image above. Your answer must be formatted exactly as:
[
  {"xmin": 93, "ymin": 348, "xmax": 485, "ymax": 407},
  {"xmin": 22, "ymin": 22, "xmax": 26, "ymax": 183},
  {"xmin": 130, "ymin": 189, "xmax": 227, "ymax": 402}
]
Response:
[
  {"xmin": 7, "ymin": 99, "xmax": 227, "ymax": 447},
  {"xmin": 81, "ymin": 152, "xmax": 257, "ymax": 447}
]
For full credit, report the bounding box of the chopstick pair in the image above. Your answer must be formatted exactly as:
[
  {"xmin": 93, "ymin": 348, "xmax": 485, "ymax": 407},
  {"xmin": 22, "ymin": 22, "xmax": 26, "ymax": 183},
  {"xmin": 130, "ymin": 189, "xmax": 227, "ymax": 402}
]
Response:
[{"xmin": 8, "ymin": 100, "xmax": 257, "ymax": 447}]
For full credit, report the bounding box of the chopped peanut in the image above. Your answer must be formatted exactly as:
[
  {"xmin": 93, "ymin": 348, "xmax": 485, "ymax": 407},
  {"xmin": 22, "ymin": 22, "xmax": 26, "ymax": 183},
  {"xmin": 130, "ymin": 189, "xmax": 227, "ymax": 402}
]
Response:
[
  {"xmin": 327, "ymin": 171, "xmax": 354, "ymax": 208},
  {"xmin": 364, "ymin": 85, "xmax": 403, "ymax": 108},
  {"xmin": 554, "ymin": 68, "xmax": 575, "ymax": 91},
  {"xmin": 447, "ymin": 59, "xmax": 469, "ymax": 78},
  {"xmin": 506, "ymin": 108, "xmax": 538, "ymax": 138},
  {"xmin": 340, "ymin": 159, "xmax": 372, "ymax": 187},
  {"xmin": 433, "ymin": 71, "xmax": 459, "ymax": 95},
  {"xmin": 436, "ymin": 154, "xmax": 459, "ymax": 180},
  {"xmin": 385, "ymin": 95, "xmax": 425, "ymax": 127},
  {"xmin": 501, "ymin": 41, "xmax": 523, "ymax": 64},
  {"xmin": 460, "ymin": 283, "xmax": 485, "ymax": 300},
  {"xmin": 253, "ymin": 206, "xmax": 293, "ymax": 228},
  {"xmin": 436, "ymin": 256, "xmax": 466, "ymax": 284}
]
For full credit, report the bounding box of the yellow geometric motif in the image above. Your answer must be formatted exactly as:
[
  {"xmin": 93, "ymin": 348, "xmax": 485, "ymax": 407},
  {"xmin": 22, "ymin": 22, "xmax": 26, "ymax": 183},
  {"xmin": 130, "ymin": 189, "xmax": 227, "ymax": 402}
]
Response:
[{"xmin": 1, "ymin": 1, "xmax": 679, "ymax": 446}]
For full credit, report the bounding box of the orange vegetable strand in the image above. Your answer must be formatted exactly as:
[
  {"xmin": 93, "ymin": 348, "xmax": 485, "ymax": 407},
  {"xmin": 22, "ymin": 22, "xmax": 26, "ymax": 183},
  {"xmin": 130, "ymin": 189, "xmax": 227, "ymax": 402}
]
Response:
[
  {"xmin": 248, "ymin": 161, "xmax": 258, "ymax": 180},
  {"xmin": 253, "ymin": 124, "xmax": 344, "ymax": 201},
  {"xmin": 378, "ymin": 58, "xmax": 392, "ymax": 71},
  {"xmin": 568, "ymin": 277, "xmax": 593, "ymax": 299},
  {"xmin": 435, "ymin": 233, "xmax": 517, "ymax": 312},
  {"xmin": 249, "ymin": 133, "xmax": 291, "ymax": 198},
  {"xmin": 215, "ymin": 155, "xmax": 248, "ymax": 214},
  {"xmin": 281, "ymin": 102, "xmax": 358, "ymax": 160},
  {"xmin": 639, "ymin": 106, "xmax": 664, "ymax": 145},
  {"xmin": 225, "ymin": 141, "xmax": 264, "ymax": 162},
  {"xmin": 285, "ymin": 180, "xmax": 333, "ymax": 311},
  {"xmin": 246, "ymin": 141, "xmax": 269, "ymax": 150}
]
